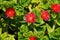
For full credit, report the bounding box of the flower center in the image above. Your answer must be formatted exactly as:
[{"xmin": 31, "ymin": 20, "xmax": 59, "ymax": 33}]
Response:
[
  {"xmin": 30, "ymin": 17, "xmax": 33, "ymax": 20},
  {"xmin": 54, "ymin": 7, "xmax": 57, "ymax": 10},
  {"xmin": 9, "ymin": 11, "xmax": 12, "ymax": 15}
]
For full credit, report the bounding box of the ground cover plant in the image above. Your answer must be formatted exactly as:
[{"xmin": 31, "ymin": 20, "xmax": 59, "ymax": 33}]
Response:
[{"xmin": 0, "ymin": 0, "xmax": 60, "ymax": 40}]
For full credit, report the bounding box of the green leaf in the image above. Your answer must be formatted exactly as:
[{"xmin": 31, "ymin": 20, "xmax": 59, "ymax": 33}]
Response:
[
  {"xmin": 58, "ymin": 0, "xmax": 60, "ymax": 4},
  {"xmin": 19, "ymin": 0, "xmax": 30, "ymax": 7},
  {"xmin": 49, "ymin": 32, "xmax": 55, "ymax": 38},
  {"xmin": 55, "ymin": 27, "xmax": 60, "ymax": 35},
  {"xmin": 49, "ymin": 0, "xmax": 58, "ymax": 4},
  {"xmin": 32, "ymin": 8, "xmax": 44, "ymax": 25},
  {"xmin": 23, "ymin": 31, "xmax": 33, "ymax": 37},
  {"xmin": 36, "ymin": 17, "xmax": 44, "ymax": 25},
  {"xmin": 0, "ymin": 28, "xmax": 2, "ymax": 34},
  {"xmin": 23, "ymin": 32, "xmax": 29, "ymax": 37},
  {"xmin": 0, "ymin": 0, "xmax": 3, "ymax": 2},
  {"xmin": 33, "ymin": 23, "xmax": 40, "ymax": 27},
  {"xmin": 46, "ymin": 24, "xmax": 52, "ymax": 33},
  {"xmin": 33, "ymin": 28, "xmax": 45, "ymax": 38},
  {"xmin": 0, "ymin": 34, "xmax": 2, "ymax": 40},
  {"xmin": 46, "ymin": 24, "xmax": 56, "ymax": 38},
  {"xmin": 19, "ymin": 38, "xmax": 28, "ymax": 40},
  {"xmin": 27, "ymin": 31, "xmax": 33, "ymax": 37},
  {"xmin": 31, "ymin": 0, "xmax": 42, "ymax": 3},
  {"xmin": 32, "ymin": 8, "xmax": 41, "ymax": 17},
  {"xmin": 18, "ymin": 32, "xmax": 22, "ymax": 38},
  {"xmin": 22, "ymin": 31, "xmax": 33, "ymax": 38},
  {"xmin": 9, "ymin": 0, "xmax": 17, "ymax": 3},
  {"xmin": 51, "ymin": 12, "xmax": 57, "ymax": 19},
  {"xmin": 14, "ymin": 5, "xmax": 24, "ymax": 16},
  {"xmin": 1, "ymin": 32, "xmax": 8, "ymax": 38},
  {"xmin": 7, "ymin": 36, "xmax": 15, "ymax": 40},
  {"xmin": 54, "ymin": 14, "xmax": 60, "ymax": 26},
  {"xmin": 38, "ymin": 3, "xmax": 49, "ymax": 9},
  {"xmin": 34, "ymin": 31, "xmax": 44, "ymax": 38},
  {"xmin": 40, "ymin": 36, "xmax": 49, "ymax": 40},
  {"xmin": 20, "ymin": 25, "xmax": 29, "ymax": 33},
  {"xmin": 15, "ymin": 6, "xmax": 24, "ymax": 12},
  {"xmin": 54, "ymin": 19, "xmax": 60, "ymax": 26},
  {"xmin": 16, "ymin": 10, "xmax": 23, "ymax": 16}
]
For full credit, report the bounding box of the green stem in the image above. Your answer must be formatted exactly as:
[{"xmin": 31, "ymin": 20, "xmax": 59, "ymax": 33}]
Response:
[
  {"xmin": 52, "ymin": 24, "xmax": 55, "ymax": 31},
  {"xmin": 28, "ymin": 4, "xmax": 32, "ymax": 12}
]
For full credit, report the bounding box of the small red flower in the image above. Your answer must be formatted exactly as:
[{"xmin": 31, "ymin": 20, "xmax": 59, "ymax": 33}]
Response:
[
  {"xmin": 51, "ymin": 4, "xmax": 60, "ymax": 13},
  {"xmin": 41, "ymin": 10, "xmax": 50, "ymax": 21},
  {"xmin": 25, "ymin": 12, "xmax": 36, "ymax": 23},
  {"xmin": 29, "ymin": 36, "xmax": 36, "ymax": 40},
  {"xmin": 5, "ymin": 8, "xmax": 16, "ymax": 18}
]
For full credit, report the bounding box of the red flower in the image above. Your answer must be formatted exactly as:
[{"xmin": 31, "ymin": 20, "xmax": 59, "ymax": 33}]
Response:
[
  {"xmin": 41, "ymin": 10, "xmax": 50, "ymax": 21},
  {"xmin": 5, "ymin": 8, "xmax": 16, "ymax": 18},
  {"xmin": 29, "ymin": 36, "xmax": 36, "ymax": 40},
  {"xmin": 51, "ymin": 4, "xmax": 60, "ymax": 13},
  {"xmin": 25, "ymin": 12, "xmax": 36, "ymax": 23}
]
